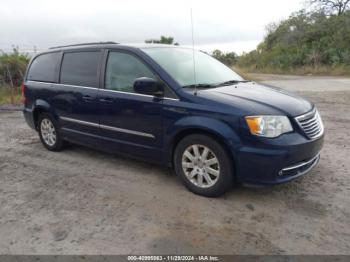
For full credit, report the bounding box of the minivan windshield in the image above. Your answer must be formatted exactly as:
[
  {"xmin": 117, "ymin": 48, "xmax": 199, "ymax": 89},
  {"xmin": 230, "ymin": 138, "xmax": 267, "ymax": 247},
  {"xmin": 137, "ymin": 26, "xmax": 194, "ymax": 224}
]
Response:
[{"xmin": 142, "ymin": 47, "xmax": 244, "ymax": 88}]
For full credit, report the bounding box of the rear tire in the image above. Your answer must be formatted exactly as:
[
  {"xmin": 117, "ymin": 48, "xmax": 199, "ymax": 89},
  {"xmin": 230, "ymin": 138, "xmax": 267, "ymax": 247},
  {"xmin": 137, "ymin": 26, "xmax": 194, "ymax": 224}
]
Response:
[
  {"xmin": 38, "ymin": 113, "xmax": 65, "ymax": 151},
  {"xmin": 174, "ymin": 134, "xmax": 233, "ymax": 197}
]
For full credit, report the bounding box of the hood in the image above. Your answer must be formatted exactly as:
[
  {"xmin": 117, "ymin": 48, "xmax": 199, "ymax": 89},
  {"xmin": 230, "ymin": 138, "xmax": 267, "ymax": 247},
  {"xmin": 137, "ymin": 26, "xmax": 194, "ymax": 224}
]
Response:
[{"xmin": 199, "ymin": 82, "xmax": 313, "ymax": 117}]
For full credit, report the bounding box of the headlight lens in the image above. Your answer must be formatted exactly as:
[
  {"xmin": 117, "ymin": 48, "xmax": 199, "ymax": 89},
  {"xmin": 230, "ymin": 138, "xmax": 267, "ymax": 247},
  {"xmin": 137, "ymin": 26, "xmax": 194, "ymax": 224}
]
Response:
[{"xmin": 245, "ymin": 115, "xmax": 293, "ymax": 138}]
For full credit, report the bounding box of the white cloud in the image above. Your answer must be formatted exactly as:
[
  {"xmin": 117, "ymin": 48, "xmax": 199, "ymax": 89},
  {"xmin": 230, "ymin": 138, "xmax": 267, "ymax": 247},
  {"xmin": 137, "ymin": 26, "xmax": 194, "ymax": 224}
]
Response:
[{"xmin": 0, "ymin": 0, "xmax": 303, "ymax": 54}]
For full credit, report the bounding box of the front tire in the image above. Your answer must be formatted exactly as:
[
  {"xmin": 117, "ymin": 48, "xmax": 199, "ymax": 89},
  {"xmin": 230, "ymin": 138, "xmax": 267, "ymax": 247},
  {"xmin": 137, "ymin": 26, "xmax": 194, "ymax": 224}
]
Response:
[
  {"xmin": 174, "ymin": 134, "xmax": 233, "ymax": 197},
  {"xmin": 38, "ymin": 113, "xmax": 64, "ymax": 151}
]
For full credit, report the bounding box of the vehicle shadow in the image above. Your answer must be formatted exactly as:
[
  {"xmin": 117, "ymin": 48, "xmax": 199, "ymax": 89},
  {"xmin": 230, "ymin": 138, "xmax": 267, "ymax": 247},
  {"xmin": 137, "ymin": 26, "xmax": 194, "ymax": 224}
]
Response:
[{"xmin": 64, "ymin": 142, "xmax": 319, "ymax": 202}]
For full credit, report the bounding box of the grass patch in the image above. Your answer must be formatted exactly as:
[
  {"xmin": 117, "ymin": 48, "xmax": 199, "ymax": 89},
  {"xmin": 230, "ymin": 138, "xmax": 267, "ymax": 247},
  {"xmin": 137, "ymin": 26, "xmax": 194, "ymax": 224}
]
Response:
[{"xmin": 0, "ymin": 85, "xmax": 22, "ymax": 105}]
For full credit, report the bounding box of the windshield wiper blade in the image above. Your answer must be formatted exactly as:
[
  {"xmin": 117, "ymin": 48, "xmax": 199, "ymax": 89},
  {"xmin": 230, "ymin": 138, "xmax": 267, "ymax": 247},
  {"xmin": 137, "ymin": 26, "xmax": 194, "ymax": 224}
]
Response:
[
  {"xmin": 183, "ymin": 80, "xmax": 250, "ymax": 89},
  {"xmin": 182, "ymin": 83, "xmax": 216, "ymax": 89},
  {"xmin": 214, "ymin": 80, "xmax": 250, "ymax": 87}
]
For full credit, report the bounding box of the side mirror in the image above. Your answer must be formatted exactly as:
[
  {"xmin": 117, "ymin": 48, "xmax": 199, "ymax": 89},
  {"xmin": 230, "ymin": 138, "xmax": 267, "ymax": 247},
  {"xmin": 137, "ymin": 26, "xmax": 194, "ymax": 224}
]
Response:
[{"xmin": 133, "ymin": 77, "xmax": 163, "ymax": 96}]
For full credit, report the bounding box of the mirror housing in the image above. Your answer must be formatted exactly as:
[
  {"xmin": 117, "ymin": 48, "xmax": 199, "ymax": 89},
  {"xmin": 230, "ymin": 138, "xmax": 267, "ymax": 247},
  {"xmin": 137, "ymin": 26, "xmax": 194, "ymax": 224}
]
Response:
[{"xmin": 133, "ymin": 77, "xmax": 163, "ymax": 96}]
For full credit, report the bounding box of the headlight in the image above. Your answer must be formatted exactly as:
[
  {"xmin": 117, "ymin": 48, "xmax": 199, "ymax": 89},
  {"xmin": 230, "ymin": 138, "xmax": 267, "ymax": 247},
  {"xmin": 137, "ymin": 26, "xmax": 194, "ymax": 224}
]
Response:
[{"xmin": 245, "ymin": 115, "xmax": 293, "ymax": 138}]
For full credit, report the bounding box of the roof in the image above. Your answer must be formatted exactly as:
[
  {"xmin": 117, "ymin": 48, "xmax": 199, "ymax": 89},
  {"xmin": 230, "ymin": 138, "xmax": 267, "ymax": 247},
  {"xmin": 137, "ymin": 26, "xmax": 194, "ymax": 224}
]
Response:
[
  {"xmin": 48, "ymin": 42, "xmax": 182, "ymax": 51},
  {"xmin": 49, "ymin": 41, "xmax": 118, "ymax": 49}
]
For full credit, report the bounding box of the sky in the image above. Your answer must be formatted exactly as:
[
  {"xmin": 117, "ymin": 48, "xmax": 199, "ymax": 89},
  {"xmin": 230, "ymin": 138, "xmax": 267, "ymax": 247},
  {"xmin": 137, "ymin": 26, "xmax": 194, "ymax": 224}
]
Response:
[{"xmin": 0, "ymin": 0, "xmax": 304, "ymax": 55}]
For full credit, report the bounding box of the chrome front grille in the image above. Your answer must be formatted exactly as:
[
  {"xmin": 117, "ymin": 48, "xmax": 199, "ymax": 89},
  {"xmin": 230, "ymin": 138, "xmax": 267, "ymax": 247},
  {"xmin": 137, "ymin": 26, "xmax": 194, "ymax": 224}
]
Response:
[{"xmin": 295, "ymin": 109, "xmax": 324, "ymax": 139}]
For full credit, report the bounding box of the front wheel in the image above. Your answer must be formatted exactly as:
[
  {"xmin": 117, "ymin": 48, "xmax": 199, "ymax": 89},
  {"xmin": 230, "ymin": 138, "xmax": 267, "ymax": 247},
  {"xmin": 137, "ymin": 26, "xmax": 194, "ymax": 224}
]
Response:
[
  {"xmin": 174, "ymin": 134, "xmax": 234, "ymax": 197},
  {"xmin": 38, "ymin": 113, "xmax": 65, "ymax": 151}
]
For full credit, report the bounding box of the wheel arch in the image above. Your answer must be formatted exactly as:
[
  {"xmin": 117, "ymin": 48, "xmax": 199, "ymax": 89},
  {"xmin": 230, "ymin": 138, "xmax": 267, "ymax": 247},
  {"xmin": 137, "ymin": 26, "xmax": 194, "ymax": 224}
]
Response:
[
  {"xmin": 32, "ymin": 100, "xmax": 57, "ymax": 129},
  {"xmin": 167, "ymin": 117, "xmax": 240, "ymax": 180}
]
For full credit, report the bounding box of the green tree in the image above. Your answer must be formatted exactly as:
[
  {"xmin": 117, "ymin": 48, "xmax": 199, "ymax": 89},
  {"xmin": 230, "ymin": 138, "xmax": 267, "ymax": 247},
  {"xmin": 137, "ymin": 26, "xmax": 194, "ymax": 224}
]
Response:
[
  {"xmin": 145, "ymin": 36, "xmax": 179, "ymax": 45},
  {"xmin": 212, "ymin": 50, "xmax": 238, "ymax": 66},
  {"xmin": 0, "ymin": 48, "xmax": 29, "ymax": 85},
  {"xmin": 0, "ymin": 48, "xmax": 29, "ymax": 104},
  {"xmin": 236, "ymin": 9, "xmax": 350, "ymax": 71},
  {"xmin": 309, "ymin": 0, "xmax": 350, "ymax": 15}
]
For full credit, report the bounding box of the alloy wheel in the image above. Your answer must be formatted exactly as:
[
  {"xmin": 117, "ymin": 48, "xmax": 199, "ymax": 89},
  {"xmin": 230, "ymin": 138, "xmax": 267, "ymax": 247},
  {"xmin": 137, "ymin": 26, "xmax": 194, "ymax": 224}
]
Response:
[
  {"xmin": 40, "ymin": 118, "xmax": 57, "ymax": 147},
  {"xmin": 181, "ymin": 144, "xmax": 220, "ymax": 188}
]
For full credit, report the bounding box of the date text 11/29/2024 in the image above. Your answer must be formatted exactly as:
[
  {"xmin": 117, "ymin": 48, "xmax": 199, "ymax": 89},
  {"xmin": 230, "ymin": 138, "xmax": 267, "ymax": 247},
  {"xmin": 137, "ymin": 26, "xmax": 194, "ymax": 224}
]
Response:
[{"xmin": 127, "ymin": 255, "xmax": 219, "ymax": 261}]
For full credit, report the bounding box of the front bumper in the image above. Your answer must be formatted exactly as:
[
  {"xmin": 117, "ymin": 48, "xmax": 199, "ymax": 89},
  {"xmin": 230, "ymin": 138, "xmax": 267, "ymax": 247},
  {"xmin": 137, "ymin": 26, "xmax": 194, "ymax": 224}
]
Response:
[
  {"xmin": 278, "ymin": 153, "xmax": 320, "ymax": 177},
  {"xmin": 234, "ymin": 132, "xmax": 324, "ymax": 185}
]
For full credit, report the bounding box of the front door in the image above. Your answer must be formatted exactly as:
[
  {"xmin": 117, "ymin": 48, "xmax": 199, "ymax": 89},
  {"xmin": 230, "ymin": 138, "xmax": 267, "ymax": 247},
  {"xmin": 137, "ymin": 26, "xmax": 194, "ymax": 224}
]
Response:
[{"xmin": 98, "ymin": 50, "xmax": 163, "ymax": 162}]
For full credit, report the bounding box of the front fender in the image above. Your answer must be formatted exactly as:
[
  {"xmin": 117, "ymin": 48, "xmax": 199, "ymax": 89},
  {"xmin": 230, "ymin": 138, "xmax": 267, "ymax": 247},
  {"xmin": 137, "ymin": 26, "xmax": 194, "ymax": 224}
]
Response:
[{"xmin": 164, "ymin": 116, "xmax": 241, "ymax": 165}]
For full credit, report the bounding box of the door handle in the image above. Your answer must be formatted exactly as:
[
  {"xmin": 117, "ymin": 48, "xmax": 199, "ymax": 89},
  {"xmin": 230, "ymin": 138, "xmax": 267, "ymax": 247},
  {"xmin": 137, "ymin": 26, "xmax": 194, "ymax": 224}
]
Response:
[
  {"xmin": 99, "ymin": 97, "xmax": 114, "ymax": 103},
  {"xmin": 82, "ymin": 95, "xmax": 94, "ymax": 102}
]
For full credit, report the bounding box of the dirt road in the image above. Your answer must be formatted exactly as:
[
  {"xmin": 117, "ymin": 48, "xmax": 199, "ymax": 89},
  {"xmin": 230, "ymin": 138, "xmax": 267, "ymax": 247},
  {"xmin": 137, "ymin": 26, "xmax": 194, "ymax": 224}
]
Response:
[{"xmin": 0, "ymin": 74, "xmax": 349, "ymax": 254}]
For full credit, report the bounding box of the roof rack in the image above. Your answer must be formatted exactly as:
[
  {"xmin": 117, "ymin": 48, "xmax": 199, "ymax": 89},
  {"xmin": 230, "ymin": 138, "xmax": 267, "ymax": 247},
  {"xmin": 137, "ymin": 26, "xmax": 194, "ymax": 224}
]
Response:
[{"xmin": 49, "ymin": 41, "xmax": 118, "ymax": 49}]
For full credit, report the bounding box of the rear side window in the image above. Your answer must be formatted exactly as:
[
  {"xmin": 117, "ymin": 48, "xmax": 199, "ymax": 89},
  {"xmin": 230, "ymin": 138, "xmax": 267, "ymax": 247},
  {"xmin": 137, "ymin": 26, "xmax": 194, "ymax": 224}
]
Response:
[
  {"xmin": 27, "ymin": 52, "xmax": 60, "ymax": 82},
  {"xmin": 60, "ymin": 51, "xmax": 100, "ymax": 87}
]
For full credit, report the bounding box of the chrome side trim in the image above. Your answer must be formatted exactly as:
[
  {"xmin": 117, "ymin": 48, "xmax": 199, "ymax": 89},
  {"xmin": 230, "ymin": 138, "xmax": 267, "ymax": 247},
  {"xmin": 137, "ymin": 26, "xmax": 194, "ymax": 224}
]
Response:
[
  {"xmin": 99, "ymin": 88, "xmax": 179, "ymax": 101},
  {"xmin": 59, "ymin": 116, "xmax": 155, "ymax": 138},
  {"xmin": 99, "ymin": 124, "xmax": 155, "ymax": 138},
  {"xmin": 27, "ymin": 80, "xmax": 179, "ymax": 100},
  {"xmin": 60, "ymin": 117, "xmax": 99, "ymax": 127},
  {"xmin": 52, "ymin": 83, "xmax": 98, "ymax": 91},
  {"xmin": 279, "ymin": 153, "xmax": 320, "ymax": 176},
  {"xmin": 28, "ymin": 81, "xmax": 98, "ymax": 91},
  {"xmin": 163, "ymin": 97, "xmax": 180, "ymax": 101},
  {"xmin": 100, "ymin": 88, "xmax": 155, "ymax": 99}
]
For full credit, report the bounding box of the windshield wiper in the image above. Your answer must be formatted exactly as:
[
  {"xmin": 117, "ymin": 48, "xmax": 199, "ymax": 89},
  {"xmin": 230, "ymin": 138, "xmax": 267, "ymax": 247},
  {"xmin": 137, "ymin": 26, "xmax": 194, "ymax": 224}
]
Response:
[
  {"xmin": 182, "ymin": 83, "xmax": 216, "ymax": 89},
  {"xmin": 183, "ymin": 80, "xmax": 250, "ymax": 89},
  {"xmin": 214, "ymin": 80, "xmax": 250, "ymax": 87}
]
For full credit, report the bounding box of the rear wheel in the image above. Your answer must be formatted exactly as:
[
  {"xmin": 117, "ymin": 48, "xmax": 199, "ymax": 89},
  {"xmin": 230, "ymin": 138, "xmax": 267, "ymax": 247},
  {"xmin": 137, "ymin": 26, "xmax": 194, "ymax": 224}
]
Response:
[
  {"xmin": 174, "ymin": 134, "xmax": 233, "ymax": 197},
  {"xmin": 38, "ymin": 113, "xmax": 65, "ymax": 151}
]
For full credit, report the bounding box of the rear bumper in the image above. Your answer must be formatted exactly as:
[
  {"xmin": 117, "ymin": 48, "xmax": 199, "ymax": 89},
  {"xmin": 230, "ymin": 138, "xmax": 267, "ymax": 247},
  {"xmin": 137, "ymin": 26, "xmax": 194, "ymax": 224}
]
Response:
[
  {"xmin": 23, "ymin": 108, "xmax": 36, "ymax": 130},
  {"xmin": 234, "ymin": 133, "xmax": 324, "ymax": 185}
]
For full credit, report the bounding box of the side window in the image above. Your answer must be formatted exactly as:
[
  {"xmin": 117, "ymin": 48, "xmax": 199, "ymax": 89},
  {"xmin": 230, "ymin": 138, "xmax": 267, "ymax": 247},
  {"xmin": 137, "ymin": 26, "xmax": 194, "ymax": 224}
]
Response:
[
  {"xmin": 105, "ymin": 51, "xmax": 155, "ymax": 93},
  {"xmin": 60, "ymin": 51, "xmax": 100, "ymax": 87},
  {"xmin": 27, "ymin": 52, "xmax": 60, "ymax": 82}
]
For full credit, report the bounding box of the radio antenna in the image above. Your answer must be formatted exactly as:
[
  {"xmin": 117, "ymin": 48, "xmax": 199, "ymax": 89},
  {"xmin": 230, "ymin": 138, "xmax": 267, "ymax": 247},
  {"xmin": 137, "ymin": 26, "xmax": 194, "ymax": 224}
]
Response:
[{"xmin": 190, "ymin": 8, "xmax": 197, "ymax": 96}]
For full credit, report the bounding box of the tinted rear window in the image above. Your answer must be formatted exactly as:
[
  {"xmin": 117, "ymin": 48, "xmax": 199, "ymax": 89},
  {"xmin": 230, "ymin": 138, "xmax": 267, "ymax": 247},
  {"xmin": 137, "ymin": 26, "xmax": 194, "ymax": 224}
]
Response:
[
  {"xmin": 60, "ymin": 51, "xmax": 100, "ymax": 87},
  {"xmin": 27, "ymin": 52, "xmax": 60, "ymax": 82}
]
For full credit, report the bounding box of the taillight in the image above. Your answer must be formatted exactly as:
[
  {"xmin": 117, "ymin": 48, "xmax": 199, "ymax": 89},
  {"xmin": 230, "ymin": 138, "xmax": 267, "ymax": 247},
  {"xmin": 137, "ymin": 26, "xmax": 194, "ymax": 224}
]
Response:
[{"xmin": 21, "ymin": 83, "xmax": 26, "ymax": 104}]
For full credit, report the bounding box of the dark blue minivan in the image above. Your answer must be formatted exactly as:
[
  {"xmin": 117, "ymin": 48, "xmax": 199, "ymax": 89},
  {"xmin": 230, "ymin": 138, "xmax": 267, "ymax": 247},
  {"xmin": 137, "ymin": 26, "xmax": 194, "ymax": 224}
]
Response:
[{"xmin": 22, "ymin": 42, "xmax": 324, "ymax": 197}]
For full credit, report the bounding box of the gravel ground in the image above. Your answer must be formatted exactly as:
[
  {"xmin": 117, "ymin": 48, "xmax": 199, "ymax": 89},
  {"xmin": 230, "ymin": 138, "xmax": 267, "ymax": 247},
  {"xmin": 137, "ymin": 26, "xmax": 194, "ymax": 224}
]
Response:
[{"xmin": 0, "ymin": 74, "xmax": 349, "ymax": 255}]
